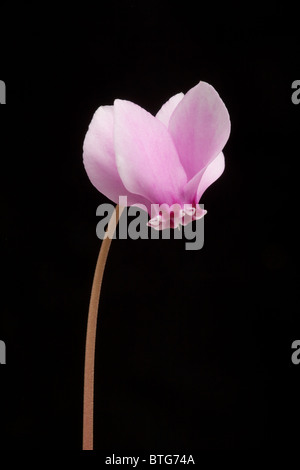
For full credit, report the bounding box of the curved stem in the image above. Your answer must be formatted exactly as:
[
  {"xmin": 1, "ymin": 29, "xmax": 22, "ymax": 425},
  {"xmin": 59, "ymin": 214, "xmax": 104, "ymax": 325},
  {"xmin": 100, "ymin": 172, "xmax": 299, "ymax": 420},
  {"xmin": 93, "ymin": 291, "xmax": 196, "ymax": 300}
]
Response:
[{"xmin": 83, "ymin": 204, "xmax": 124, "ymax": 450}]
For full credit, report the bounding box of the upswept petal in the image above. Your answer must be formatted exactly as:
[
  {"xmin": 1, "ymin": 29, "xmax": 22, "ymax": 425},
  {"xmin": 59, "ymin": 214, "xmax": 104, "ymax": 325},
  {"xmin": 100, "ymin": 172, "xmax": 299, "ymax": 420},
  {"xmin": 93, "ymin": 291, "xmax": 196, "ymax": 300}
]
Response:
[
  {"xmin": 183, "ymin": 152, "xmax": 225, "ymax": 204},
  {"xmin": 83, "ymin": 105, "xmax": 151, "ymax": 211},
  {"xmin": 155, "ymin": 92, "xmax": 184, "ymax": 127},
  {"xmin": 114, "ymin": 99, "xmax": 187, "ymax": 206},
  {"xmin": 168, "ymin": 81, "xmax": 230, "ymax": 180}
]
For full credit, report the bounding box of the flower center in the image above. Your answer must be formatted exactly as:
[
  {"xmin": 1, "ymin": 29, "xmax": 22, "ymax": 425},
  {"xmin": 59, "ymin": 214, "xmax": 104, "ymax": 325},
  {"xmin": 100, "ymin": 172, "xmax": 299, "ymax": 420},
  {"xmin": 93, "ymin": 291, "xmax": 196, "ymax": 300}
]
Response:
[{"xmin": 147, "ymin": 203, "xmax": 206, "ymax": 230}]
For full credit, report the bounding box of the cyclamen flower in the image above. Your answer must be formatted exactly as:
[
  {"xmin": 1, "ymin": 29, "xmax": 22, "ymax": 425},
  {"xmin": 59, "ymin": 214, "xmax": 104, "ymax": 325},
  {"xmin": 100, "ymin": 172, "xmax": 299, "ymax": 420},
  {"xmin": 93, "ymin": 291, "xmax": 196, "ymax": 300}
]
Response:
[{"xmin": 83, "ymin": 81, "xmax": 230, "ymax": 229}]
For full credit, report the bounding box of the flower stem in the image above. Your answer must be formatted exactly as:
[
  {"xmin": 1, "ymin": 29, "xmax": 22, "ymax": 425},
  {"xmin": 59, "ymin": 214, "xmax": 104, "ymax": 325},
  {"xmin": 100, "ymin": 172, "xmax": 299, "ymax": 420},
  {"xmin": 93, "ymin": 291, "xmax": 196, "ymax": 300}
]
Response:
[{"xmin": 83, "ymin": 204, "xmax": 124, "ymax": 450}]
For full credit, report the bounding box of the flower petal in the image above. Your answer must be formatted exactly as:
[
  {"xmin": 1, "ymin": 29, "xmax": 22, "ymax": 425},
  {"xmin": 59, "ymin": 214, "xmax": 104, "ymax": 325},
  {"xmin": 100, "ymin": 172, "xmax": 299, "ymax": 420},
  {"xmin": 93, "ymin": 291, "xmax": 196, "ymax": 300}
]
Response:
[
  {"xmin": 114, "ymin": 99, "xmax": 187, "ymax": 206},
  {"xmin": 83, "ymin": 105, "xmax": 151, "ymax": 211},
  {"xmin": 169, "ymin": 81, "xmax": 230, "ymax": 180},
  {"xmin": 155, "ymin": 92, "xmax": 184, "ymax": 127},
  {"xmin": 183, "ymin": 152, "xmax": 225, "ymax": 203}
]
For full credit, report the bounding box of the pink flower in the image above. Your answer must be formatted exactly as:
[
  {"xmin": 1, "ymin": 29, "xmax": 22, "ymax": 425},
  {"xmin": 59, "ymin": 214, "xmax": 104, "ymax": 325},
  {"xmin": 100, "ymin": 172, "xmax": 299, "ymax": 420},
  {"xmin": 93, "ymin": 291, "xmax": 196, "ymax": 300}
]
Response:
[{"xmin": 83, "ymin": 81, "xmax": 230, "ymax": 229}]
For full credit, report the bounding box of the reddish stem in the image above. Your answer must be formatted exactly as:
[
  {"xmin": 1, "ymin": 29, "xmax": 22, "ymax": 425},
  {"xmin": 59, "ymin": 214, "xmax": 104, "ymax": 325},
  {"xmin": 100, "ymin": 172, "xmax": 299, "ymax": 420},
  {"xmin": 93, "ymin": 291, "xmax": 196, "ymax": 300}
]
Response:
[{"xmin": 83, "ymin": 204, "xmax": 124, "ymax": 450}]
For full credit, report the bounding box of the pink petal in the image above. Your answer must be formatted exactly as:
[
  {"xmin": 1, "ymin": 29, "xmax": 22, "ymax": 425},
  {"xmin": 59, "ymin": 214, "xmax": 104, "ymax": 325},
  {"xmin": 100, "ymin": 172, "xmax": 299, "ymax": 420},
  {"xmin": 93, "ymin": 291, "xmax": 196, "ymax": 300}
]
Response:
[
  {"xmin": 155, "ymin": 92, "xmax": 184, "ymax": 127},
  {"xmin": 181, "ymin": 205, "xmax": 207, "ymax": 226},
  {"xmin": 83, "ymin": 105, "xmax": 151, "ymax": 211},
  {"xmin": 114, "ymin": 99, "xmax": 187, "ymax": 206},
  {"xmin": 183, "ymin": 152, "xmax": 225, "ymax": 204},
  {"xmin": 169, "ymin": 81, "xmax": 230, "ymax": 180}
]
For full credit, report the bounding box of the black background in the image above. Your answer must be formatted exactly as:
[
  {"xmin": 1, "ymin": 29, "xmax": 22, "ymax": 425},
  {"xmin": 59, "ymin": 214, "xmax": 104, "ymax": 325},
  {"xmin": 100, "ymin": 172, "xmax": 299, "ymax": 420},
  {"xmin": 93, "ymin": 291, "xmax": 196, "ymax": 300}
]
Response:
[{"xmin": 1, "ymin": 1, "xmax": 300, "ymax": 453}]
